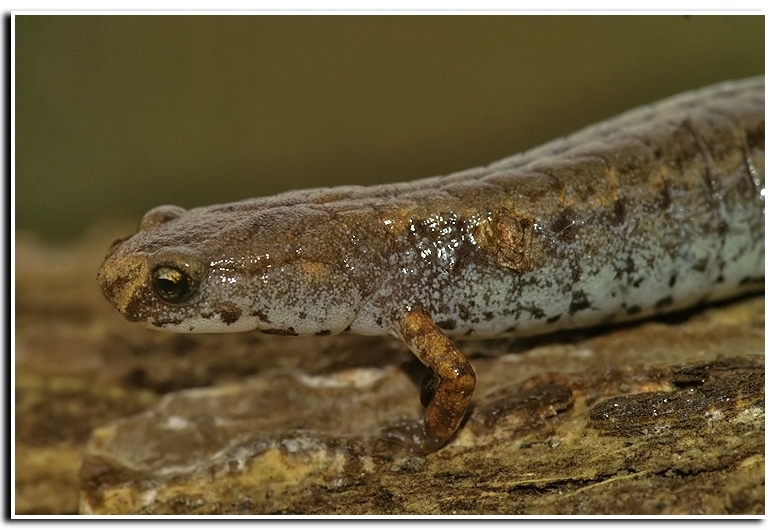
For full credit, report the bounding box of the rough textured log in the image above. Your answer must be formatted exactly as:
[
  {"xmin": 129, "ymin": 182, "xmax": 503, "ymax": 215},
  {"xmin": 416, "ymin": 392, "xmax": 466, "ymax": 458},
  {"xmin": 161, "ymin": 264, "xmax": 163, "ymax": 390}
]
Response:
[{"xmin": 14, "ymin": 228, "xmax": 763, "ymax": 515}]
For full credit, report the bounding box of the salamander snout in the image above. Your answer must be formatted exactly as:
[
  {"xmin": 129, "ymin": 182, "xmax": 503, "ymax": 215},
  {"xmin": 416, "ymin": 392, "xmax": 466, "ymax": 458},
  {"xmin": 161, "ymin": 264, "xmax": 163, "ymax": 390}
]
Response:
[
  {"xmin": 97, "ymin": 231, "xmax": 210, "ymax": 323},
  {"xmin": 97, "ymin": 244, "xmax": 150, "ymax": 322}
]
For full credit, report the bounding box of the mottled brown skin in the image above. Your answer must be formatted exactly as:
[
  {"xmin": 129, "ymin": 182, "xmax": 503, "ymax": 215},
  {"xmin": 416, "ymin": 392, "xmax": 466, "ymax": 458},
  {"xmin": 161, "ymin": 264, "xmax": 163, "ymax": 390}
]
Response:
[{"xmin": 99, "ymin": 77, "xmax": 765, "ymax": 454}]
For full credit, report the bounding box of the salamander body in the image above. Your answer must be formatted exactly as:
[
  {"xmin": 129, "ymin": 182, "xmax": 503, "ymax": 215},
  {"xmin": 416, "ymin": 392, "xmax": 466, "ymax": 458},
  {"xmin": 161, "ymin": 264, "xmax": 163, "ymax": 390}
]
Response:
[{"xmin": 98, "ymin": 77, "xmax": 765, "ymax": 453}]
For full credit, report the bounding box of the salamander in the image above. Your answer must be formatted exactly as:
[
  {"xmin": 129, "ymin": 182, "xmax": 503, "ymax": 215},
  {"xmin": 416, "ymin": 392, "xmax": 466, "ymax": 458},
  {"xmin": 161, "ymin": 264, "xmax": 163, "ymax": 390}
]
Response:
[{"xmin": 98, "ymin": 76, "xmax": 765, "ymax": 454}]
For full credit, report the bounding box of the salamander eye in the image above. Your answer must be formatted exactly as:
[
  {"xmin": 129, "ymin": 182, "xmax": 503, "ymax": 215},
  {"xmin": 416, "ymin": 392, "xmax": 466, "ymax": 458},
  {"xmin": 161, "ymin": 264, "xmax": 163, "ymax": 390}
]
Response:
[
  {"xmin": 148, "ymin": 246, "xmax": 207, "ymax": 304},
  {"xmin": 152, "ymin": 265, "xmax": 198, "ymax": 304}
]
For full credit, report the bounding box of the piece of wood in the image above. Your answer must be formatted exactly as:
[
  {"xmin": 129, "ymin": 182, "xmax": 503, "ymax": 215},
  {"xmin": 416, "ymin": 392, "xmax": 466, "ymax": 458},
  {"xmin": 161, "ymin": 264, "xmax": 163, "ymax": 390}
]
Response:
[{"xmin": 14, "ymin": 229, "xmax": 764, "ymax": 515}]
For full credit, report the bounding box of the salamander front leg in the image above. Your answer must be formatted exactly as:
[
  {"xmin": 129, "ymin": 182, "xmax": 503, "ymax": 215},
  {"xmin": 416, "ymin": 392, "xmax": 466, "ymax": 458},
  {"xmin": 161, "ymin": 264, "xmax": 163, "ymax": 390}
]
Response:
[{"xmin": 381, "ymin": 310, "xmax": 476, "ymax": 454}]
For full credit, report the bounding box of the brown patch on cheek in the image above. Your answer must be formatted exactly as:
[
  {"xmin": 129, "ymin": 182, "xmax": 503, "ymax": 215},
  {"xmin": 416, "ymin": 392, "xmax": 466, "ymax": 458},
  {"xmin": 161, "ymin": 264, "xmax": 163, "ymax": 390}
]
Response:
[
  {"xmin": 105, "ymin": 265, "xmax": 187, "ymax": 327},
  {"xmin": 473, "ymin": 209, "xmax": 543, "ymax": 273},
  {"xmin": 99, "ymin": 272, "xmax": 132, "ymax": 304},
  {"xmin": 121, "ymin": 288, "xmax": 156, "ymax": 323},
  {"xmin": 98, "ymin": 249, "xmax": 158, "ymax": 324},
  {"xmin": 100, "ymin": 266, "xmax": 154, "ymax": 324},
  {"xmin": 98, "ymin": 256, "xmax": 145, "ymax": 304}
]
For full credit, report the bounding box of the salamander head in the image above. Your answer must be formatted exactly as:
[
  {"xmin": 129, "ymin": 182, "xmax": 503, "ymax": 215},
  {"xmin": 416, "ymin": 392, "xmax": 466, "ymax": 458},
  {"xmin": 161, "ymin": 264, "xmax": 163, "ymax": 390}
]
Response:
[{"xmin": 97, "ymin": 204, "xmax": 364, "ymax": 335}]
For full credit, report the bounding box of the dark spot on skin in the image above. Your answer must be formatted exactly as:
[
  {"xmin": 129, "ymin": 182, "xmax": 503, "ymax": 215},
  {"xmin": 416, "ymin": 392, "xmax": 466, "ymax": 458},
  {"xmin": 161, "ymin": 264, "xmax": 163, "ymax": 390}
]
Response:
[
  {"xmin": 569, "ymin": 290, "xmax": 591, "ymax": 315},
  {"xmin": 632, "ymin": 277, "xmax": 644, "ymax": 289},
  {"xmin": 655, "ymin": 296, "xmax": 674, "ymax": 310},
  {"xmin": 612, "ymin": 197, "xmax": 626, "ymax": 225},
  {"xmin": 482, "ymin": 312, "xmax": 494, "ymax": 321},
  {"xmin": 625, "ymin": 256, "xmax": 636, "ymax": 275},
  {"xmin": 504, "ymin": 326, "xmax": 516, "ymax": 333},
  {"xmin": 659, "ymin": 178, "xmax": 672, "ymax": 210},
  {"xmin": 717, "ymin": 220, "xmax": 729, "ymax": 237},
  {"xmin": 299, "ymin": 311, "xmax": 307, "ymax": 320},
  {"xmin": 570, "ymin": 261, "xmax": 582, "ymax": 283},
  {"xmin": 523, "ymin": 305, "xmax": 546, "ymax": 320},
  {"xmin": 626, "ymin": 305, "xmax": 642, "ymax": 315},
  {"xmin": 654, "ymin": 147, "xmax": 663, "ymax": 160},
  {"xmin": 219, "ymin": 309, "xmax": 241, "ymax": 325},
  {"xmin": 217, "ymin": 302, "xmax": 243, "ymax": 325},
  {"xmin": 547, "ymin": 314, "xmax": 561, "ymax": 324},
  {"xmin": 261, "ymin": 327, "xmax": 298, "ymax": 336},
  {"xmin": 252, "ymin": 309, "xmax": 271, "ymax": 324},
  {"xmin": 613, "ymin": 256, "xmax": 636, "ymax": 282},
  {"xmin": 552, "ymin": 207, "xmax": 579, "ymax": 242},
  {"xmin": 438, "ymin": 319, "xmax": 457, "ymax": 331},
  {"xmin": 457, "ymin": 303, "xmax": 470, "ymax": 321},
  {"xmin": 715, "ymin": 275, "xmax": 725, "ymax": 284},
  {"xmin": 669, "ymin": 274, "xmax": 677, "ymax": 288},
  {"xmin": 315, "ymin": 330, "xmax": 331, "ymax": 336},
  {"xmin": 692, "ymin": 258, "xmax": 709, "ymax": 273}
]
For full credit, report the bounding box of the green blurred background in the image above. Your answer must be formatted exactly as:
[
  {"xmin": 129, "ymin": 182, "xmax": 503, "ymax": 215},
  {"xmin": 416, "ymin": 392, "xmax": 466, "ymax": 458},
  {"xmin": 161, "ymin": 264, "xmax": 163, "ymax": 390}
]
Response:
[{"xmin": 15, "ymin": 15, "xmax": 764, "ymax": 241}]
